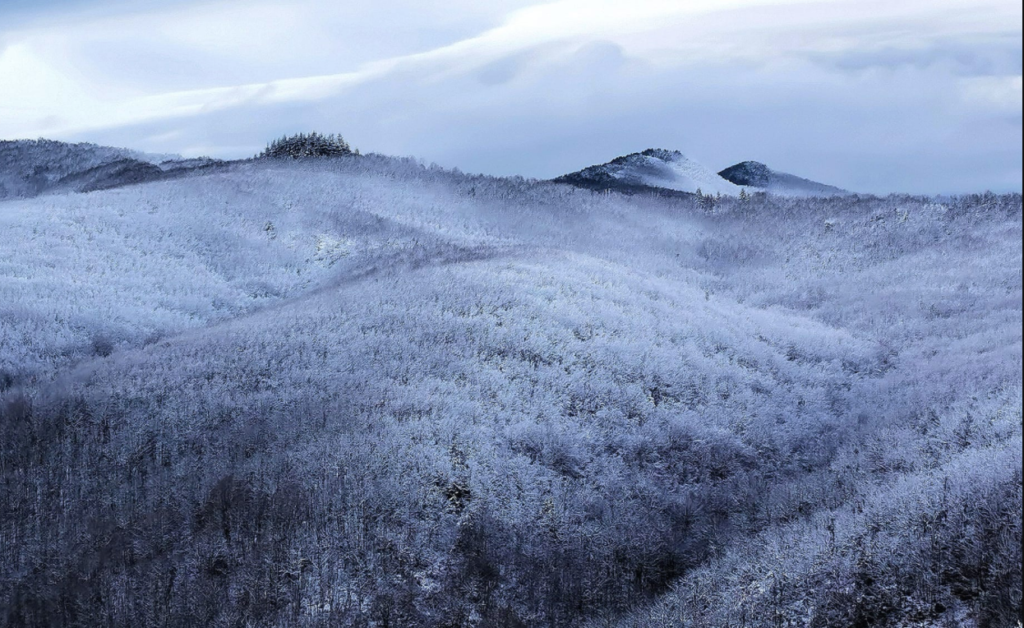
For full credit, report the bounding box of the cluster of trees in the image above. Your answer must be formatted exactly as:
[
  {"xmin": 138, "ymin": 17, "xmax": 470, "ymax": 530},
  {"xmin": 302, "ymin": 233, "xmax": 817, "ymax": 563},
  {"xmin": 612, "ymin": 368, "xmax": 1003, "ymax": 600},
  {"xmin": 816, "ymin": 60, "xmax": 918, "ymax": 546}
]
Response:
[
  {"xmin": 258, "ymin": 133, "xmax": 356, "ymax": 159},
  {"xmin": 0, "ymin": 150, "xmax": 1020, "ymax": 626}
]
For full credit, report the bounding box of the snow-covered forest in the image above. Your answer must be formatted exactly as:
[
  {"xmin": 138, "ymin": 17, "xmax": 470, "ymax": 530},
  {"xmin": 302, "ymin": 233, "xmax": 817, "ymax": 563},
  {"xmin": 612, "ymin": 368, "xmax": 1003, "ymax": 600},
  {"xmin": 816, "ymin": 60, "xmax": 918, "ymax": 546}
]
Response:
[{"xmin": 0, "ymin": 144, "xmax": 1020, "ymax": 627}]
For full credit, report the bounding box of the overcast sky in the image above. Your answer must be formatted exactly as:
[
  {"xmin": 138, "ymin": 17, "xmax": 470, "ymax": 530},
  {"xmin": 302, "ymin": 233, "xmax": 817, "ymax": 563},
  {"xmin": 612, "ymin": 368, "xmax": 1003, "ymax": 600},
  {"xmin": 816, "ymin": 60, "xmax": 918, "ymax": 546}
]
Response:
[{"xmin": 1, "ymin": 0, "xmax": 1020, "ymax": 193}]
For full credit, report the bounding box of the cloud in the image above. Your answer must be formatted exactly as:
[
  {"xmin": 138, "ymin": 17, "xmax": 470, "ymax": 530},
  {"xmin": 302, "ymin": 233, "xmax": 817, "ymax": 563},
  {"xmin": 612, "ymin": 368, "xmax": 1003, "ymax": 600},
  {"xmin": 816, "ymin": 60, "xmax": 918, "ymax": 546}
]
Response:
[
  {"xmin": 810, "ymin": 39, "xmax": 1021, "ymax": 76},
  {"xmin": 959, "ymin": 75, "xmax": 1024, "ymax": 113},
  {"xmin": 0, "ymin": 0, "xmax": 1020, "ymax": 193}
]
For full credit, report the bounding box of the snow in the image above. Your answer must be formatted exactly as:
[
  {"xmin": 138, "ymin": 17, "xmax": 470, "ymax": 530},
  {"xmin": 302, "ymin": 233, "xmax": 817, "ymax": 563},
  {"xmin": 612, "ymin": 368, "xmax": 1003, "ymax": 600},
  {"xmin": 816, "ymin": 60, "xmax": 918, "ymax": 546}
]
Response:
[
  {"xmin": 0, "ymin": 143, "xmax": 1020, "ymax": 626},
  {"xmin": 558, "ymin": 148, "xmax": 745, "ymax": 195},
  {"xmin": 623, "ymin": 149, "xmax": 744, "ymax": 195}
]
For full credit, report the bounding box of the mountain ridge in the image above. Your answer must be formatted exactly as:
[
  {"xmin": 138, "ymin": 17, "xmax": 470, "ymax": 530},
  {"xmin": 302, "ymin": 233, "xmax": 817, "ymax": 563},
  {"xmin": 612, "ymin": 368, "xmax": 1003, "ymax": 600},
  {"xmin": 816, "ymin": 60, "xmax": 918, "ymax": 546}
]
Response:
[
  {"xmin": 0, "ymin": 139, "xmax": 222, "ymax": 199},
  {"xmin": 554, "ymin": 149, "xmax": 852, "ymax": 198},
  {"xmin": 554, "ymin": 148, "xmax": 743, "ymax": 196},
  {"xmin": 3, "ymin": 138, "xmax": 851, "ymax": 201}
]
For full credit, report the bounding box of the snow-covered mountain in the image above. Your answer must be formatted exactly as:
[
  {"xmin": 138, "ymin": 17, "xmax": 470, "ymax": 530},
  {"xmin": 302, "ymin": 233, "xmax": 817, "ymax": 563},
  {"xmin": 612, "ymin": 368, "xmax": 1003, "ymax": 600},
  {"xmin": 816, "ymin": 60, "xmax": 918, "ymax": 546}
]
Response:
[
  {"xmin": 1, "ymin": 139, "xmax": 1020, "ymax": 628},
  {"xmin": 555, "ymin": 148, "xmax": 744, "ymax": 196},
  {"xmin": 719, "ymin": 160, "xmax": 848, "ymax": 197},
  {"xmin": 0, "ymin": 139, "xmax": 218, "ymax": 199}
]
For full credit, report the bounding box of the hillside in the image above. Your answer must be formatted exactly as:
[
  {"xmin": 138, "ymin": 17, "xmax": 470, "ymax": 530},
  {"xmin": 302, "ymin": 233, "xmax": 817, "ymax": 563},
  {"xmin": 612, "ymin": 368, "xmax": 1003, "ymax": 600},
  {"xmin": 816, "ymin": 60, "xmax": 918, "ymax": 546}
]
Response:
[
  {"xmin": 0, "ymin": 150, "xmax": 1020, "ymax": 627},
  {"xmin": 719, "ymin": 160, "xmax": 849, "ymax": 197},
  {"xmin": 0, "ymin": 139, "xmax": 224, "ymax": 199}
]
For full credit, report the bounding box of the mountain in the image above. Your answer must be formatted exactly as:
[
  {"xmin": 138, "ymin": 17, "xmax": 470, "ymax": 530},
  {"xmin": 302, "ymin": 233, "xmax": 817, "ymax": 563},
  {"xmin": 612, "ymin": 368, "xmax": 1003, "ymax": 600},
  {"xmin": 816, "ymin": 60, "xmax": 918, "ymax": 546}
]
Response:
[
  {"xmin": 555, "ymin": 148, "xmax": 744, "ymax": 196},
  {"xmin": 0, "ymin": 139, "xmax": 172, "ymax": 200},
  {"xmin": 1, "ymin": 142, "xmax": 1020, "ymax": 628},
  {"xmin": 0, "ymin": 139, "xmax": 224, "ymax": 200},
  {"xmin": 719, "ymin": 160, "xmax": 848, "ymax": 196}
]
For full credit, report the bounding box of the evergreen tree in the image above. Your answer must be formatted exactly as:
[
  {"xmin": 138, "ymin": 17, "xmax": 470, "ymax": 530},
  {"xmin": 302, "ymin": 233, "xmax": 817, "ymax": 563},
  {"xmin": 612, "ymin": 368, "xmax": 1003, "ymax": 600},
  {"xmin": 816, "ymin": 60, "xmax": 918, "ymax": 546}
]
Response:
[{"xmin": 257, "ymin": 132, "xmax": 354, "ymax": 159}]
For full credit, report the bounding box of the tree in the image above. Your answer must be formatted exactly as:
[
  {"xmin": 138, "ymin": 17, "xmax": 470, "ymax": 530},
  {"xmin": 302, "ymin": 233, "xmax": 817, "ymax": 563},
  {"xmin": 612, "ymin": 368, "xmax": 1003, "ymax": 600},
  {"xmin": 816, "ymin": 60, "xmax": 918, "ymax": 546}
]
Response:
[{"xmin": 258, "ymin": 132, "xmax": 354, "ymax": 159}]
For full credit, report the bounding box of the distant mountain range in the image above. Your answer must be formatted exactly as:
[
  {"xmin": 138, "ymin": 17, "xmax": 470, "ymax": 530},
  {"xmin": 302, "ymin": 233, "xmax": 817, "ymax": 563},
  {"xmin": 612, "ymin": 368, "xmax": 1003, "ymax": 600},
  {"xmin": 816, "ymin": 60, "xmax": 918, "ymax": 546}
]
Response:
[
  {"xmin": 1, "ymin": 139, "xmax": 849, "ymax": 202},
  {"xmin": 0, "ymin": 139, "xmax": 224, "ymax": 200},
  {"xmin": 554, "ymin": 148, "xmax": 848, "ymax": 197}
]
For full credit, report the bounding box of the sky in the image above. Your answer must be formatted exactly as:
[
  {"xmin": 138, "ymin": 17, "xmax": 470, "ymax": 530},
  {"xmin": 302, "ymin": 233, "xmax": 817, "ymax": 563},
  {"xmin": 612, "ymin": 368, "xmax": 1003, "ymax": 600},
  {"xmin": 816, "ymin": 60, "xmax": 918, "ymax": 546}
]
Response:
[{"xmin": 0, "ymin": 0, "xmax": 1020, "ymax": 194}]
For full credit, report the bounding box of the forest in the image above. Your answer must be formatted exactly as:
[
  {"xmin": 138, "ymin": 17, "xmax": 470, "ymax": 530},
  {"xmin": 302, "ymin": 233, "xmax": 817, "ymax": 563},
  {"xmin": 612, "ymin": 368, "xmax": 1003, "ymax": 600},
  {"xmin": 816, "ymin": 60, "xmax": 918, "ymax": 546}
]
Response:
[{"xmin": 0, "ymin": 148, "xmax": 1021, "ymax": 627}]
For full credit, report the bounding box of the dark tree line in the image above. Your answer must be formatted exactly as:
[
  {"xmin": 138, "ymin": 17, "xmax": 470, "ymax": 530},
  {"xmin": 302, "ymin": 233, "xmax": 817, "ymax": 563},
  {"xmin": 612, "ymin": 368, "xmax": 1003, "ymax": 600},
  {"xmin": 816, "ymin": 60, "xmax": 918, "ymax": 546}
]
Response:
[{"xmin": 258, "ymin": 133, "xmax": 355, "ymax": 159}]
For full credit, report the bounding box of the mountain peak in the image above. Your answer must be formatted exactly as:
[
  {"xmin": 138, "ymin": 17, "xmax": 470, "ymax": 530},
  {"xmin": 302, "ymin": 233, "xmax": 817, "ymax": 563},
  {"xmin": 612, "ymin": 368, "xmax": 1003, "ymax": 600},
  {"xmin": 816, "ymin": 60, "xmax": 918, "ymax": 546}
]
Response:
[
  {"xmin": 607, "ymin": 149, "xmax": 686, "ymax": 167},
  {"xmin": 718, "ymin": 161, "xmax": 772, "ymax": 187},
  {"xmin": 719, "ymin": 160, "xmax": 848, "ymax": 197},
  {"xmin": 556, "ymin": 149, "xmax": 741, "ymax": 196},
  {"xmin": 639, "ymin": 148, "xmax": 685, "ymax": 162}
]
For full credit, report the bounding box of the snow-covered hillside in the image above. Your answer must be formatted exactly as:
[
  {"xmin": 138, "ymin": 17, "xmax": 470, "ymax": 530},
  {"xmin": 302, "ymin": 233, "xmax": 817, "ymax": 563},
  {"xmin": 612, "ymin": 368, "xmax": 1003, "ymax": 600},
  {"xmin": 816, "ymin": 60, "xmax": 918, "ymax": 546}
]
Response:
[
  {"xmin": 719, "ymin": 160, "xmax": 848, "ymax": 197},
  {"xmin": 0, "ymin": 139, "xmax": 218, "ymax": 199},
  {"xmin": 0, "ymin": 147, "xmax": 1020, "ymax": 627},
  {"xmin": 555, "ymin": 148, "xmax": 744, "ymax": 195}
]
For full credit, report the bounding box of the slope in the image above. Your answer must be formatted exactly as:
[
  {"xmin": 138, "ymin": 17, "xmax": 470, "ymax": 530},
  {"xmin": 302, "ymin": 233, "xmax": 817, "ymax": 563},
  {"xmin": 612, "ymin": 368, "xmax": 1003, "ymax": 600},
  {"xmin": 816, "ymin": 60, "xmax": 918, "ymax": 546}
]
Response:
[
  {"xmin": 0, "ymin": 139, "xmax": 228, "ymax": 200},
  {"xmin": 0, "ymin": 139, "xmax": 180, "ymax": 200},
  {"xmin": 0, "ymin": 154, "xmax": 1020, "ymax": 627}
]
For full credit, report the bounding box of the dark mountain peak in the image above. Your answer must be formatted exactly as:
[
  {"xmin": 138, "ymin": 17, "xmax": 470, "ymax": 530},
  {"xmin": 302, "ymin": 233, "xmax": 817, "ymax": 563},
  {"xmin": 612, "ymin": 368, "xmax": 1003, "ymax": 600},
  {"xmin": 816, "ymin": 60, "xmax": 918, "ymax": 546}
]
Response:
[
  {"xmin": 603, "ymin": 148, "xmax": 685, "ymax": 167},
  {"xmin": 639, "ymin": 148, "xmax": 684, "ymax": 162},
  {"xmin": 719, "ymin": 161, "xmax": 772, "ymax": 187},
  {"xmin": 719, "ymin": 160, "xmax": 849, "ymax": 197}
]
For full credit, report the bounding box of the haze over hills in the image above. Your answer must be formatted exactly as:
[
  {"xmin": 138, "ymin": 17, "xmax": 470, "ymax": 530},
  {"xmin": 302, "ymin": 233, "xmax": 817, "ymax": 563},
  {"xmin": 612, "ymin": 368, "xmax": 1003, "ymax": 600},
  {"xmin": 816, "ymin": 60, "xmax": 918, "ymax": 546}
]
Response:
[{"xmin": 0, "ymin": 138, "xmax": 1021, "ymax": 627}]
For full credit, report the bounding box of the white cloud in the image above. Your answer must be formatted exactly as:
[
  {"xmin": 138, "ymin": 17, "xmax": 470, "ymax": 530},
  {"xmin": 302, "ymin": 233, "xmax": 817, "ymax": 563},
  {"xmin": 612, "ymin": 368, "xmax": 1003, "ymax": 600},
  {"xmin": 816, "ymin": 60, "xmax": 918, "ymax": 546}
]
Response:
[
  {"xmin": 0, "ymin": 43, "xmax": 105, "ymax": 133},
  {"xmin": 0, "ymin": 0, "xmax": 1020, "ymax": 192},
  {"xmin": 960, "ymin": 75, "xmax": 1024, "ymax": 113}
]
